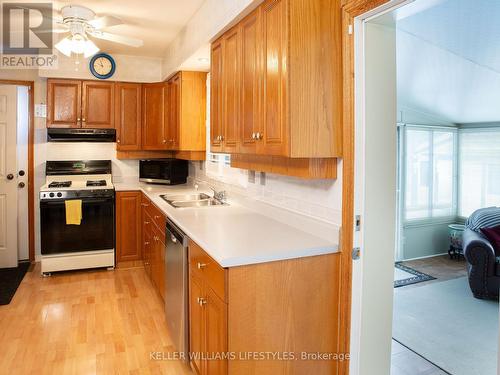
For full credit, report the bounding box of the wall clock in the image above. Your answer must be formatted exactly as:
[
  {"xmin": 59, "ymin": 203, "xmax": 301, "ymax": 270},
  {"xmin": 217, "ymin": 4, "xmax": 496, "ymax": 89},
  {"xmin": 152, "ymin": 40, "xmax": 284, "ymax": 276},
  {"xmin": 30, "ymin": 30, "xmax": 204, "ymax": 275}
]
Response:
[{"xmin": 89, "ymin": 53, "xmax": 116, "ymax": 79}]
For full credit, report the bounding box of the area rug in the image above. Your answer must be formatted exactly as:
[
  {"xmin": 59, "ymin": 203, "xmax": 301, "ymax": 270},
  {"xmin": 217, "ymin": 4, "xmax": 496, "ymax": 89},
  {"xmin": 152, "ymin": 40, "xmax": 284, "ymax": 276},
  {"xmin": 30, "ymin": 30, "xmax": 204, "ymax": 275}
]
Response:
[
  {"xmin": 394, "ymin": 263, "xmax": 436, "ymax": 288},
  {"xmin": 0, "ymin": 262, "xmax": 30, "ymax": 305},
  {"xmin": 393, "ymin": 277, "xmax": 498, "ymax": 375}
]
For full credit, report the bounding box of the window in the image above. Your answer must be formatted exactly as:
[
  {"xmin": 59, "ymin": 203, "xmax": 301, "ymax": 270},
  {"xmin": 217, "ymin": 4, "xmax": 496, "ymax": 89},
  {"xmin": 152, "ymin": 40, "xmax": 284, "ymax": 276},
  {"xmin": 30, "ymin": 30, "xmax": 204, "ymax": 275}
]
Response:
[
  {"xmin": 403, "ymin": 126, "xmax": 457, "ymax": 221},
  {"xmin": 459, "ymin": 129, "xmax": 500, "ymax": 217}
]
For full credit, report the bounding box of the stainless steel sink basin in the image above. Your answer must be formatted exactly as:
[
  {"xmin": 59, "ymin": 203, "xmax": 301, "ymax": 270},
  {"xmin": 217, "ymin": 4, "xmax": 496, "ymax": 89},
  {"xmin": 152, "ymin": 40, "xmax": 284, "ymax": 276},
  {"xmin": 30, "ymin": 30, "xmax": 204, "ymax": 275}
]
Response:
[
  {"xmin": 162, "ymin": 193, "xmax": 211, "ymax": 202},
  {"xmin": 159, "ymin": 193, "xmax": 228, "ymax": 208},
  {"xmin": 170, "ymin": 199, "xmax": 227, "ymax": 208}
]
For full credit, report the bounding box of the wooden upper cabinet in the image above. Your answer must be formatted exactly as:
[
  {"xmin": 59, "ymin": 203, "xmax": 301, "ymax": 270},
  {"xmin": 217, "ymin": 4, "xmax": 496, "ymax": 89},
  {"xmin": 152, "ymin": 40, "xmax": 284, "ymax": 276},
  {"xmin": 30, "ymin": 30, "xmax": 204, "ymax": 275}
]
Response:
[
  {"xmin": 82, "ymin": 81, "xmax": 114, "ymax": 128},
  {"xmin": 167, "ymin": 75, "xmax": 180, "ymax": 150},
  {"xmin": 142, "ymin": 82, "xmax": 167, "ymax": 150},
  {"xmin": 210, "ymin": 0, "xmax": 343, "ymax": 160},
  {"xmin": 261, "ymin": 0, "xmax": 288, "ymax": 156},
  {"xmin": 222, "ymin": 27, "xmax": 241, "ymax": 153},
  {"xmin": 116, "ymin": 191, "xmax": 142, "ymax": 263},
  {"xmin": 47, "ymin": 79, "xmax": 82, "ymax": 128},
  {"xmin": 115, "ymin": 83, "xmax": 142, "ymax": 150},
  {"xmin": 210, "ymin": 40, "xmax": 224, "ymax": 153},
  {"xmin": 240, "ymin": 8, "xmax": 262, "ymax": 155}
]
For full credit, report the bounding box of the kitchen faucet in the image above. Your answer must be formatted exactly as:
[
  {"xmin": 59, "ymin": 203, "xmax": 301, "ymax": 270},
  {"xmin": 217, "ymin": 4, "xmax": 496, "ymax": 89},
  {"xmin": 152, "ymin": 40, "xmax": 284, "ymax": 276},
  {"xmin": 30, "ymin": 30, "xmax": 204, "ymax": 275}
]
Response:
[{"xmin": 194, "ymin": 180, "xmax": 226, "ymax": 202}]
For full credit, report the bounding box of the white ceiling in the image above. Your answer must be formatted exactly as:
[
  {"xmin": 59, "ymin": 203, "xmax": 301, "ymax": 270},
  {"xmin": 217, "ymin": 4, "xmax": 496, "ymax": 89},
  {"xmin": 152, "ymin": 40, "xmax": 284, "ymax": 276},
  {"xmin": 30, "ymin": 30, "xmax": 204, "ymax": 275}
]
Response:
[
  {"xmin": 49, "ymin": 0, "xmax": 205, "ymax": 57},
  {"xmin": 396, "ymin": 0, "xmax": 500, "ymax": 124}
]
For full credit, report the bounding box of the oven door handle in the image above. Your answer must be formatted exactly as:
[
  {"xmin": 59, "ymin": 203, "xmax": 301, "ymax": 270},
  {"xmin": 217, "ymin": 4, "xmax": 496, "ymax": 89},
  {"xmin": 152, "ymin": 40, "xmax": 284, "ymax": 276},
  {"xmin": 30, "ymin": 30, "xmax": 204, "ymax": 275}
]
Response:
[{"xmin": 41, "ymin": 198, "xmax": 114, "ymax": 205}]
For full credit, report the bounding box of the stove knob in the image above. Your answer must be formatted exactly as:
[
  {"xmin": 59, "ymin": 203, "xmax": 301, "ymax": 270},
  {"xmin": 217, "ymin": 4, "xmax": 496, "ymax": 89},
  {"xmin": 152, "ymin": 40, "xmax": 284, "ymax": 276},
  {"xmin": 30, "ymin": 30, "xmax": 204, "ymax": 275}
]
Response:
[
  {"xmin": 49, "ymin": 192, "xmax": 55, "ymax": 198},
  {"xmin": 57, "ymin": 192, "xmax": 62, "ymax": 198}
]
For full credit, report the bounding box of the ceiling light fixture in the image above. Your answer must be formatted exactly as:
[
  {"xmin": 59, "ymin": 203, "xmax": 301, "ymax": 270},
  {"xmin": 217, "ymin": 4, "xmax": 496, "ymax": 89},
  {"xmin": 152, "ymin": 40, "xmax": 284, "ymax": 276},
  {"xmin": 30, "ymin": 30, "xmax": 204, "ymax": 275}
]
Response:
[{"xmin": 55, "ymin": 33, "xmax": 100, "ymax": 58}]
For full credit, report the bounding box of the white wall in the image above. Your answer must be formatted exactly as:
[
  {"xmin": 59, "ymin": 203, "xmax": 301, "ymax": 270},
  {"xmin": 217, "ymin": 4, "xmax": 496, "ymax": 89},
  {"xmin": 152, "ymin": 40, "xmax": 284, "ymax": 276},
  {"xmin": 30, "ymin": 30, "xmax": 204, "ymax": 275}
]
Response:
[{"xmin": 161, "ymin": 0, "xmax": 262, "ymax": 79}]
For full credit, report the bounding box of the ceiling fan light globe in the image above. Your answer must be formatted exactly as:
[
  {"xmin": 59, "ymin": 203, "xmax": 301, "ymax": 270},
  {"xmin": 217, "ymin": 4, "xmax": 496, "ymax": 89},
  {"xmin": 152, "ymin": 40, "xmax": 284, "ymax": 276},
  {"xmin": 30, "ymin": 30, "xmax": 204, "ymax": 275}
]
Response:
[
  {"xmin": 55, "ymin": 37, "xmax": 73, "ymax": 57},
  {"xmin": 83, "ymin": 40, "xmax": 100, "ymax": 58},
  {"xmin": 71, "ymin": 33, "xmax": 86, "ymax": 54}
]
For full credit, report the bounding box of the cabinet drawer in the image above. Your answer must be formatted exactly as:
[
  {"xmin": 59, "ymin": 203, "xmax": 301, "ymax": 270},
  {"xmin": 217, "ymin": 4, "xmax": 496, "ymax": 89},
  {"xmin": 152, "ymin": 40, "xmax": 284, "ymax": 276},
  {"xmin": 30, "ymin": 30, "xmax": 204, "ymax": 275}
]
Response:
[
  {"xmin": 189, "ymin": 241, "xmax": 227, "ymax": 301},
  {"xmin": 146, "ymin": 202, "xmax": 166, "ymax": 235}
]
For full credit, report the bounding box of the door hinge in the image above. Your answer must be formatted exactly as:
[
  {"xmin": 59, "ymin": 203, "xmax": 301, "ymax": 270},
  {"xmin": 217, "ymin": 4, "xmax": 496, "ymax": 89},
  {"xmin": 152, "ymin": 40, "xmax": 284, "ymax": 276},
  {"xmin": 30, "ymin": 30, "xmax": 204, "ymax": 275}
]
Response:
[
  {"xmin": 352, "ymin": 247, "xmax": 361, "ymax": 260},
  {"xmin": 348, "ymin": 24, "xmax": 353, "ymax": 35},
  {"xmin": 355, "ymin": 215, "xmax": 361, "ymax": 231}
]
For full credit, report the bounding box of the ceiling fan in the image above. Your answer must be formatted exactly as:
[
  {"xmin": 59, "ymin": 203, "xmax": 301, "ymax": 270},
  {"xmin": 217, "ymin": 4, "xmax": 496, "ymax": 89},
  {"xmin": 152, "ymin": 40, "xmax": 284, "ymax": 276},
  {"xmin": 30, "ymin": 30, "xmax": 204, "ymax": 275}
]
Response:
[{"xmin": 53, "ymin": 5, "xmax": 144, "ymax": 57}]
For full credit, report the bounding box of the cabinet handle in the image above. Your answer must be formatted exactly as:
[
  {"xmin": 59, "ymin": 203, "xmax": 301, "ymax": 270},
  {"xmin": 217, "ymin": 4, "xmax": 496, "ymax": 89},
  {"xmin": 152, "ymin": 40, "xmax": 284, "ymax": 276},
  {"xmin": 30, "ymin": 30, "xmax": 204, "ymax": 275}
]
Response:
[
  {"xmin": 256, "ymin": 132, "xmax": 263, "ymax": 140},
  {"xmin": 220, "ymin": 135, "xmax": 224, "ymax": 141},
  {"xmin": 144, "ymin": 241, "xmax": 150, "ymax": 245},
  {"xmin": 251, "ymin": 133, "xmax": 256, "ymax": 140},
  {"xmin": 117, "ymin": 139, "xmax": 121, "ymax": 143},
  {"xmin": 154, "ymin": 215, "xmax": 160, "ymax": 220},
  {"xmin": 144, "ymin": 221, "xmax": 150, "ymax": 225},
  {"xmin": 197, "ymin": 262, "xmax": 207, "ymax": 270},
  {"xmin": 197, "ymin": 297, "xmax": 207, "ymax": 306},
  {"xmin": 141, "ymin": 203, "xmax": 149, "ymax": 207}
]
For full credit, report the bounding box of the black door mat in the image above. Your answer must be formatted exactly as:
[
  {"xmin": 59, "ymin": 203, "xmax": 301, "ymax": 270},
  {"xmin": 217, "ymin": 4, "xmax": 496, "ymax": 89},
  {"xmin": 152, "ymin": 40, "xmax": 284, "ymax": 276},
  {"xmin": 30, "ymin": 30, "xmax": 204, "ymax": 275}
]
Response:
[
  {"xmin": 0, "ymin": 261, "xmax": 31, "ymax": 305},
  {"xmin": 394, "ymin": 263, "xmax": 436, "ymax": 288}
]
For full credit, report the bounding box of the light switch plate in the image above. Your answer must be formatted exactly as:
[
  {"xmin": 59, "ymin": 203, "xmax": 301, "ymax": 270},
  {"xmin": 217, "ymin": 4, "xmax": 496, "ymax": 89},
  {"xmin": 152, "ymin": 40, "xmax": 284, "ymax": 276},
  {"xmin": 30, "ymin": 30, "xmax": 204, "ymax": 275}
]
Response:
[{"xmin": 35, "ymin": 104, "xmax": 46, "ymax": 118}]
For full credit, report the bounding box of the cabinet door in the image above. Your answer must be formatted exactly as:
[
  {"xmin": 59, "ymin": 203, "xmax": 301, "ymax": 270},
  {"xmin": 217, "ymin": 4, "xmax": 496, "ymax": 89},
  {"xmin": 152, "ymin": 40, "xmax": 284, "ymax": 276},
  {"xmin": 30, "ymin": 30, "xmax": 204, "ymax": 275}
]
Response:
[
  {"xmin": 142, "ymin": 83, "xmax": 167, "ymax": 150},
  {"xmin": 115, "ymin": 83, "xmax": 141, "ymax": 150},
  {"xmin": 143, "ymin": 219, "xmax": 152, "ymax": 278},
  {"xmin": 116, "ymin": 192, "xmax": 142, "ymax": 263},
  {"xmin": 205, "ymin": 287, "xmax": 228, "ymax": 375},
  {"xmin": 261, "ymin": 0, "xmax": 289, "ymax": 156},
  {"xmin": 47, "ymin": 79, "xmax": 82, "ymax": 128},
  {"xmin": 210, "ymin": 39, "xmax": 224, "ymax": 153},
  {"xmin": 222, "ymin": 27, "xmax": 240, "ymax": 153},
  {"xmin": 158, "ymin": 235, "xmax": 166, "ymax": 301},
  {"xmin": 167, "ymin": 75, "xmax": 180, "ymax": 150},
  {"xmin": 82, "ymin": 81, "xmax": 114, "ymax": 128},
  {"xmin": 239, "ymin": 9, "xmax": 262, "ymax": 154},
  {"xmin": 189, "ymin": 272, "xmax": 204, "ymax": 375}
]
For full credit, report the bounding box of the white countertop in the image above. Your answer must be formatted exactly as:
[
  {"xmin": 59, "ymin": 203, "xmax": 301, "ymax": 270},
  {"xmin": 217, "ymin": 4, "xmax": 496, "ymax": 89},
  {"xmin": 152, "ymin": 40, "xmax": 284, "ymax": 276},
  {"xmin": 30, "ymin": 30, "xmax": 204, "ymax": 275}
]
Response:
[{"xmin": 114, "ymin": 179, "xmax": 339, "ymax": 268}]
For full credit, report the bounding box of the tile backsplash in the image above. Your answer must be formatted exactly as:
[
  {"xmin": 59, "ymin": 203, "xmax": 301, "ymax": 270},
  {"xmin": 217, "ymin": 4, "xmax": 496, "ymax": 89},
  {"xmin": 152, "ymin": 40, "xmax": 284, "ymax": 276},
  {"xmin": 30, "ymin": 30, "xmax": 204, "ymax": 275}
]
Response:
[{"xmin": 189, "ymin": 159, "xmax": 343, "ymax": 225}]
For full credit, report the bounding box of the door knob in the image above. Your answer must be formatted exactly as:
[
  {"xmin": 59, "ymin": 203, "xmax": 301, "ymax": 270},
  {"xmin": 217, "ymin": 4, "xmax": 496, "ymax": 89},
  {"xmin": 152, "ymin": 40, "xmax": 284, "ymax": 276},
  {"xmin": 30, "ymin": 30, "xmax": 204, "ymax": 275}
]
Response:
[
  {"xmin": 18, "ymin": 182, "xmax": 25, "ymax": 188},
  {"xmin": 18, "ymin": 170, "xmax": 25, "ymax": 176},
  {"xmin": 6, "ymin": 174, "xmax": 14, "ymax": 180}
]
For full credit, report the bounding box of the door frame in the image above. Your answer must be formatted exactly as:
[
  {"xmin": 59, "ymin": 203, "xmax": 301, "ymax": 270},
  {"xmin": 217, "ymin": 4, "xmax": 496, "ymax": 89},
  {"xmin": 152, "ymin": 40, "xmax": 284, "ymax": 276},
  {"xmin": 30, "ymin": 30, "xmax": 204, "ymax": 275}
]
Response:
[
  {"xmin": 340, "ymin": 0, "xmax": 404, "ymax": 374},
  {"xmin": 0, "ymin": 79, "xmax": 35, "ymax": 262}
]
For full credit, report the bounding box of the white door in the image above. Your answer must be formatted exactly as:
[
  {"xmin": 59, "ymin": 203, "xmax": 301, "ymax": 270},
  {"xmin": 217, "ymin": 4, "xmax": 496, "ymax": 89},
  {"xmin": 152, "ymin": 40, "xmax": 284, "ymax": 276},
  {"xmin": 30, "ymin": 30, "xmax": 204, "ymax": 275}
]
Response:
[{"xmin": 0, "ymin": 85, "xmax": 19, "ymax": 268}]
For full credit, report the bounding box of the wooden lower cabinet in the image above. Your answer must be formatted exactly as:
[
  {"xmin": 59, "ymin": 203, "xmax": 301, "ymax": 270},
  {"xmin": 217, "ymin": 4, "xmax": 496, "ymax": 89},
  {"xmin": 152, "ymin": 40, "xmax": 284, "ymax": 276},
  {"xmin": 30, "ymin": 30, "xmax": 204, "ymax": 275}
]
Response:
[
  {"xmin": 151, "ymin": 224, "xmax": 166, "ymax": 300},
  {"xmin": 116, "ymin": 191, "xmax": 142, "ymax": 263},
  {"xmin": 189, "ymin": 241, "xmax": 341, "ymax": 375}
]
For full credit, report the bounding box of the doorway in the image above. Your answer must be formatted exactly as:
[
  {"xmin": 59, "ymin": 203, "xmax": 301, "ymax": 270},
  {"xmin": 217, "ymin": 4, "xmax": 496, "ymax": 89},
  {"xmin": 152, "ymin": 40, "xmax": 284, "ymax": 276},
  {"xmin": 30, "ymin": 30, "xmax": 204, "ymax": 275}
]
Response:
[
  {"xmin": 0, "ymin": 81, "xmax": 34, "ymax": 268},
  {"xmin": 349, "ymin": 0, "xmax": 499, "ymax": 374}
]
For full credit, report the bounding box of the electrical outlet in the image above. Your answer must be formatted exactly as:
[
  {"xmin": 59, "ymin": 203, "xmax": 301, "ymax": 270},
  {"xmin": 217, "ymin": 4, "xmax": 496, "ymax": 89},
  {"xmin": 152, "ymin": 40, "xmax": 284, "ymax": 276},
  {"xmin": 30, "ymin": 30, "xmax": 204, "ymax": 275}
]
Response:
[{"xmin": 35, "ymin": 104, "xmax": 46, "ymax": 118}]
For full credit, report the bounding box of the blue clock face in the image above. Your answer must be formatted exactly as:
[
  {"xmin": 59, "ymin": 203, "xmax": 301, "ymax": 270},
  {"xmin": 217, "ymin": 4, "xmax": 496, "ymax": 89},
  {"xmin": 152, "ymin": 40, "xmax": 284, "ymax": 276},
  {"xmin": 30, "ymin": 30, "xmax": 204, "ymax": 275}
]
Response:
[{"xmin": 89, "ymin": 53, "xmax": 116, "ymax": 79}]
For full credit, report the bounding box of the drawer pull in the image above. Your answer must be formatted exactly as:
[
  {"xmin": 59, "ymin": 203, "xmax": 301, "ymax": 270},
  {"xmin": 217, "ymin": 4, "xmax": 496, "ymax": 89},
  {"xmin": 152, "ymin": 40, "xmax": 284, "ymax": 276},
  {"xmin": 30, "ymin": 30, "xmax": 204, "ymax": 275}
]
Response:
[
  {"xmin": 144, "ymin": 241, "xmax": 150, "ymax": 245},
  {"xmin": 197, "ymin": 297, "xmax": 207, "ymax": 306},
  {"xmin": 144, "ymin": 221, "xmax": 150, "ymax": 225},
  {"xmin": 141, "ymin": 203, "xmax": 149, "ymax": 207},
  {"xmin": 154, "ymin": 215, "xmax": 161, "ymax": 220},
  {"xmin": 197, "ymin": 262, "xmax": 207, "ymax": 270}
]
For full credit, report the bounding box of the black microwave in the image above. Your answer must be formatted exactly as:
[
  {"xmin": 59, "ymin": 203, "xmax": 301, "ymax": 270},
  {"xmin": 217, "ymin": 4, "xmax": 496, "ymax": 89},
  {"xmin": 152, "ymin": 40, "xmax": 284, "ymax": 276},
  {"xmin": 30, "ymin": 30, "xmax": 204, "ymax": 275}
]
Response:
[{"xmin": 139, "ymin": 159, "xmax": 188, "ymax": 185}]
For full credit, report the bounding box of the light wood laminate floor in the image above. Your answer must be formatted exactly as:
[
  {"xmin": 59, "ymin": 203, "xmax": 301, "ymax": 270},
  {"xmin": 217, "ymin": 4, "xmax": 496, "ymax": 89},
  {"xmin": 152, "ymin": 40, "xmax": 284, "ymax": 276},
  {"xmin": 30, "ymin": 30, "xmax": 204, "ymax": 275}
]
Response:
[{"xmin": 0, "ymin": 263, "xmax": 192, "ymax": 374}]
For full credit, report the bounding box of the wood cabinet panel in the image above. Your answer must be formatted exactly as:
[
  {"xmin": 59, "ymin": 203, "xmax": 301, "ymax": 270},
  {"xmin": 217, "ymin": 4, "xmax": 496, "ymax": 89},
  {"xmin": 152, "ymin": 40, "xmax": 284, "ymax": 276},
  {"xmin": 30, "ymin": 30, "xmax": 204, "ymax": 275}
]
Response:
[
  {"xmin": 205, "ymin": 287, "xmax": 228, "ymax": 375},
  {"xmin": 82, "ymin": 81, "xmax": 114, "ymax": 128},
  {"xmin": 167, "ymin": 75, "xmax": 180, "ymax": 149},
  {"xmin": 47, "ymin": 79, "xmax": 82, "ymax": 128},
  {"xmin": 261, "ymin": 0, "xmax": 288, "ymax": 156},
  {"xmin": 222, "ymin": 27, "xmax": 241, "ymax": 153},
  {"xmin": 142, "ymin": 83, "xmax": 167, "ymax": 150},
  {"xmin": 210, "ymin": 40, "xmax": 224, "ymax": 152},
  {"xmin": 189, "ymin": 272, "xmax": 204, "ymax": 375},
  {"xmin": 240, "ymin": 9, "xmax": 262, "ymax": 154},
  {"xmin": 189, "ymin": 241, "xmax": 226, "ymax": 302},
  {"xmin": 141, "ymin": 194, "xmax": 152, "ymax": 277},
  {"xmin": 116, "ymin": 192, "xmax": 142, "ymax": 263},
  {"xmin": 115, "ymin": 83, "xmax": 142, "ymax": 150}
]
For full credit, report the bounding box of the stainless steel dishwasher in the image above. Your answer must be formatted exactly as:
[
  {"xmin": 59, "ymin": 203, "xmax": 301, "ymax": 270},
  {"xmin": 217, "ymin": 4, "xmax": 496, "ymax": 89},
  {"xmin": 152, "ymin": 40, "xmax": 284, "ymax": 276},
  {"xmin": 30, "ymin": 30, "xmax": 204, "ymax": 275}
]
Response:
[{"xmin": 165, "ymin": 218, "xmax": 189, "ymax": 361}]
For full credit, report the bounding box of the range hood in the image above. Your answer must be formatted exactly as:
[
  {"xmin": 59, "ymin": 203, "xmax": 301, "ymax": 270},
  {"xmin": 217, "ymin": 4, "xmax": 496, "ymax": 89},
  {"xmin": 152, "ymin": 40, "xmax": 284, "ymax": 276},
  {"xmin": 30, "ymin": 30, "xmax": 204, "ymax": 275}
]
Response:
[{"xmin": 47, "ymin": 128, "xmax": 116, "ymax": 142}]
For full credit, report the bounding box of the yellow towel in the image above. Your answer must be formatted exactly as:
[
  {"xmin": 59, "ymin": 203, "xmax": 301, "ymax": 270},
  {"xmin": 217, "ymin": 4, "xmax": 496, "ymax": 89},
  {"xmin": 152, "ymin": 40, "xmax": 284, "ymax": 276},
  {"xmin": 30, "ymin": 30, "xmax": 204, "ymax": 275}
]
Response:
[{"xmin": 65, "ymin": 200, "xmax": 82, "ymax": 225}]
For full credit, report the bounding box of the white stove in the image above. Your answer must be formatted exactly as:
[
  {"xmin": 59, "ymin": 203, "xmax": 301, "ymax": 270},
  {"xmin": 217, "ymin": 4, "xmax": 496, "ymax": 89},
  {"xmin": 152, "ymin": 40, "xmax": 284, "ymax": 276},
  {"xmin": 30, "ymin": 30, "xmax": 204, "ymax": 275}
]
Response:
[{"xmin": 39, "ymin": 160, "xmax": 115, "ymax": 275}]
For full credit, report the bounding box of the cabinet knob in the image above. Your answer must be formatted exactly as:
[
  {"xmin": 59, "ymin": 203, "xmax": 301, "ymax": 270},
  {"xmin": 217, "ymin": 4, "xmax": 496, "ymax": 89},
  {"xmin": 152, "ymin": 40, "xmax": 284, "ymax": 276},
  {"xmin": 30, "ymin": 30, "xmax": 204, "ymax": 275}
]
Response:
[
  {"xmin": 117, "ymin": 139, "xmax": 121, "ymax": 143},
  {"xmin": 220, "ymin": 135, "xmax": 224, "ymax": 141},
  {"xmin": 82, "ymin": 118, "xmax": 86, "ymax": 122},
  {"xmin": 197, "ymin": 297, "xmax": 207, "ymax": 306},
  {"xmin": 144, "ymin": 241, "xmax": 150, "ymax": 245},
  {"xmin": 154, "ymin": 215, "xmax": 160, "ymax": 220},
  {"xmin": 141, "ymin": 203, "xmax": 149, "ymax": 207},
  {"xmin": 256, "ymin": 132, "xmax": 263, "ymax": 140},
  {"xmin": 163, "ymin": 139, "xmax": 167, "ymax": 144},
  {"xmin": 251, "ymin": 132, "xmax": 256, "ymax": 140},
  {"xmin": 77, "ymin": 118, "xmax": 81, "ymax": 122},
  {"xmin": 144, "ymin": 221, "xmax": 150, "ymax": 225},
  {"xmin": 197, "ymin": 262, "xmax": 207, "ymax": 270}
]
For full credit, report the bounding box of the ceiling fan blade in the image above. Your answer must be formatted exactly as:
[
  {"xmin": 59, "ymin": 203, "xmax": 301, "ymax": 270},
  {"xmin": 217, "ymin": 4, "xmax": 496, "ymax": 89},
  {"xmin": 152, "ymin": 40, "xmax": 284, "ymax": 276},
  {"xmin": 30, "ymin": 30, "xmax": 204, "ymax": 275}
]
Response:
[
  {"xmin": 89, "ymin": 31, "xmax": 143, "ymax": 47},
  {"xmin": 88, "ymin": 15, "xmax": 123, "ymax": 30}
]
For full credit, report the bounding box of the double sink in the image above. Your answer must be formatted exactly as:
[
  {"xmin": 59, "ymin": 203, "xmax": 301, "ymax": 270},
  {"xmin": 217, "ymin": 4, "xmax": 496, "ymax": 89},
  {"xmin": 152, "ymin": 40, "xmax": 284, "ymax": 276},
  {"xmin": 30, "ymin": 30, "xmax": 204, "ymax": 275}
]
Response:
[{"xmin": 160, "ymin": 193, "xmax": 228, "ymax": 208}]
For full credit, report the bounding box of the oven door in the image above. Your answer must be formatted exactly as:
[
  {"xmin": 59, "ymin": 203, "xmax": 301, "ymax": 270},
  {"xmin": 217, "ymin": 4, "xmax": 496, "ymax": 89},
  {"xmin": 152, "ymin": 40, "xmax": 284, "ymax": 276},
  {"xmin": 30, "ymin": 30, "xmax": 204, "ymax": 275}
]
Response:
[{"xmin": 40, "ymin": 196, "xmax": 115, "ymax": 255}]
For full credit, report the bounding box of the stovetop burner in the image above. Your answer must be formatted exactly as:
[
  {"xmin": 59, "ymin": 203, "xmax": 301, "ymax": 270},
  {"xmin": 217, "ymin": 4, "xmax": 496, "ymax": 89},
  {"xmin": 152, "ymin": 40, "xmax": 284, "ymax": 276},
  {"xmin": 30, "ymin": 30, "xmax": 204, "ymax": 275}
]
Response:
[
  {"xmin": 48, "ymin": 181, "xmax": 72, "ymax": 188},
  {"xmin": 86, "ymin": 180, "xmax": 107, "ymax": 187}
]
